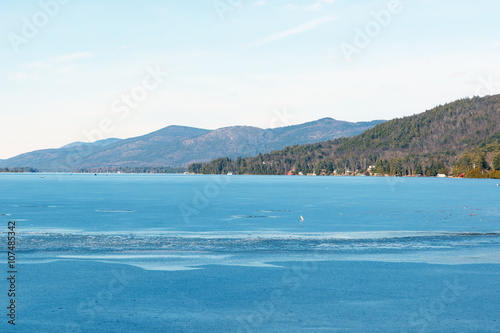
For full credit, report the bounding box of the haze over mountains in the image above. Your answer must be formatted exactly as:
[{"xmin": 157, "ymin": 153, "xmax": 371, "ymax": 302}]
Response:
[{"xmin": 0, "ymin": 118, "xmax": 384, "ymax": 171}]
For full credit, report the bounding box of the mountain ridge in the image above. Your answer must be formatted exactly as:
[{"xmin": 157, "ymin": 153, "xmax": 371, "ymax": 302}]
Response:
[
  {"xmin": 60, "ymin": 138, "xmax": 123, "ymax": 149},
  {"xmin": 190, "ymin": 94, "xmax": 500, "ymax": 178},
  {"xmin": 0, "ymin": 118, "xmax": 384, "ymax": 171}
]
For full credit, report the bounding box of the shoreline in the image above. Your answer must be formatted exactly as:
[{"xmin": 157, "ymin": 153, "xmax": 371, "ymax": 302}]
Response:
[{"xmin": 2, "ymin": 172, "xmax": 499, "ymax": 179}]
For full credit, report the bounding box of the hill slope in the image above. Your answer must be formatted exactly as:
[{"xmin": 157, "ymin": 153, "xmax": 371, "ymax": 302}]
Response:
[
  {"xmin": 0, "ymin": 118, "xmax": 383, "ymax": 171},
  {"xmin": 60, "ymin": 138, "xmax": 123, "ymax": 149},
  {"xmin": 191, "ymin": 95, "xmax": 500, "ymax": 177}
]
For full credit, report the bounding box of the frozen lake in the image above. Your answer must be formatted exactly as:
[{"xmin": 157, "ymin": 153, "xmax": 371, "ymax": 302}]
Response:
[{"xmin": 1, "ymin": 174, "xmax": 499, "ymax": 332}]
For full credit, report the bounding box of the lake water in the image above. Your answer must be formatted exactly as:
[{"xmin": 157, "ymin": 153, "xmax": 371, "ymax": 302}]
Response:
[{"xmin": 1, "ymin": 174, "xmax": 499, "ymax": 332}]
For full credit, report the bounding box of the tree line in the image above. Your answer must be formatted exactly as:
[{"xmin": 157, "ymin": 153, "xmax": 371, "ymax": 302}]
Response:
[
  {"xmin": 74, "ymin": 166, "xmax": 187, "ymax": 174},
  {"xmin": 0, "ymin": 167, "xmax": 39, "ymax": 173},
  {"xmin": 189, "ymin": 95, "xmax": 500, "ymax": 178}
]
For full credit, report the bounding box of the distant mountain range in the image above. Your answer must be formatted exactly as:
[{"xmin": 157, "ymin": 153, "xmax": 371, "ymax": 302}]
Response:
[
  {"xmin": 59, "ymin": 138, "xmax": 123, "ymax": 149},
  {"xmin": 0, "ymin": 118, "xmax": 384, "ymax": 171},
  {"xmin": 192, "ymin": 94, "xmax": 500, "ymax": 178}
]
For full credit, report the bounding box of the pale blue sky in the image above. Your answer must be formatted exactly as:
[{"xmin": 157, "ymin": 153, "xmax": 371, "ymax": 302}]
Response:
[{"xmin": 1, "ymin": 0, "xmax": 500, "ymax": 159}]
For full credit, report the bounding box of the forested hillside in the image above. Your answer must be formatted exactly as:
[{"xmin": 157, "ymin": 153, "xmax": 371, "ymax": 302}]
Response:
[{"xmin": 190, "ymin": 95, "xmax": 500, "ymax": 178}]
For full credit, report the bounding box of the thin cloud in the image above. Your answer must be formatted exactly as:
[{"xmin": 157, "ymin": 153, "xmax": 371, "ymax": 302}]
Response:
[
  {"xmin": 23, "ymin": 61, "xmax": 45, "ymax": 69},
  {"xmin": 283, "ymin": 4, "xmax": 300, "ymax": 10},
  {"xmin": 306, "ymin": 3, "xmax": 323, "ymax": 11},
  {"xmin": 284, "ymin": 0, "xmax": 337, "ymax": 11},
  {"xmin": 248, "ymin": 16, "xmax": 336, "ymax": 48},
  {"xmin": 23, "ymin": 51, "xmax": 94, "ymax": 69},
  {"xmin": 16, "ymin": 51, "xmax": 93, "ymax": 81},
  {"xmin": 13, "ymin": 72, "xmax": 31, "ymax": 81},
  {"xmin": 53, "ymin": 51, "xmax": 94, "ymax": 62}
]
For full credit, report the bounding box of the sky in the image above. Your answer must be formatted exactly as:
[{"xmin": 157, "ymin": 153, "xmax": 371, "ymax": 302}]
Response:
[{"xmin": 1, "ymin": 0, "xmax": 500, "ymax": 159}]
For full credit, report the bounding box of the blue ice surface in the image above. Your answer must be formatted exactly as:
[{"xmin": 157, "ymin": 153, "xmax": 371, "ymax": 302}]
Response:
[
  {"xmin": 0, "ymin": 173, "xmax": 498, "ymax": 233},
  {"xmin": 0, "ymin": 174, "xmax": 499, "ymax": 332}
]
